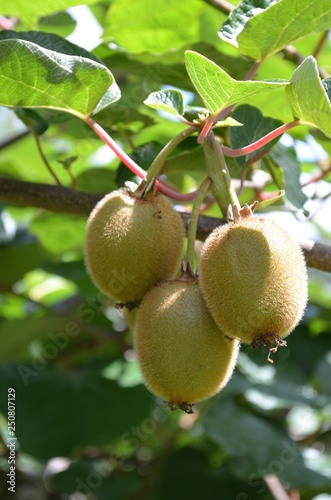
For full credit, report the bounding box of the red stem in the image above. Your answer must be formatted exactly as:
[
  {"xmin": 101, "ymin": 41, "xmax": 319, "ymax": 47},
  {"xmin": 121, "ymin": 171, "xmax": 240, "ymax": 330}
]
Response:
[
  {"xmin": 85, "ymin": 117, "xmax": 197, "ymax": 202},
  {"xmin": 301, "ymin": 164, "xmax": 331, "ymax": 187},
  {"xmin": 222, "ymin": 120, "xmax": 300, "ymax": 157},
  {"xmin": 197, "ymin": 116, "xmax": 215, "ymax": 144}
]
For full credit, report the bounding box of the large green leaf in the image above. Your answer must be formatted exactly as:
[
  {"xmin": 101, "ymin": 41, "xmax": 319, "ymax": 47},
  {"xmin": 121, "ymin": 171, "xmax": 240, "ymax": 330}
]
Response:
[
  {"xmin": 0, "ymin": 30, "xmax": 101, "ymax": 62},
  {"xmin": 52, "ymin": 461, "xmax": 140, "ymax": 498},
  {"xmin": 203, "ymin": 396, "xmax": 331, "ymax": 489},
  {"xmin": 286, "ymin": 56, "xmax": 331, "ymax": 138},
  {"xmin": 157, "ymin": 447, "xmax": 261, "ymax": 500},
  {"xmin": 104, "ymin": 0, "xmax": 202, "ymax": 53},
  {"xmin": 2, "ymin": 0, "xmax": 99, "ymax": 26},
  {"xmin": 222, "ymin": 0, "xmax": 331, "ymax": 60},
  {"xmin": 0, "ymin": 365, "xmax": 154, "ymax": 460},
  {"xmin": 185, "ymin": 51, "xmax": 287, "ymax": 115},
  {"xmin": 0, "ymin": 39, "xmax": 120, "ymax": 118}
]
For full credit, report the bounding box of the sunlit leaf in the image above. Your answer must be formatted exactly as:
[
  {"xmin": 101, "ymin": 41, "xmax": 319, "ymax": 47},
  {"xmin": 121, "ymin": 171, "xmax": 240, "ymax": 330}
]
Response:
[
  {"xmin": 286, "ymin": 56, "xmax": 331, "ymax": 138},
  {"xmin": 0, "ymin": 39, "xmax": 120, "ymax": 118},
  {"xmin": 104, "ymin": 0, "xmax": 202, "ymax": 53},
  {"xmin": 221, "ymin": 0, "xmax": 331, "ymax": 60},
  {"xmin": 185, "ymin": 50, "xmax": 287, "ymax": 115},
  {"xmin": 2, "ymin": 0, "xmax": 98, "ymax": 26}
]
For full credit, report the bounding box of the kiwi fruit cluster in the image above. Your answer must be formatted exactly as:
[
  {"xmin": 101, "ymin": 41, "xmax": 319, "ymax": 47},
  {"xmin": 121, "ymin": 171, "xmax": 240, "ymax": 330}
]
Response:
[{"xmin": 85, "ymin": 183, "xmax": 308, "ymax": 411}]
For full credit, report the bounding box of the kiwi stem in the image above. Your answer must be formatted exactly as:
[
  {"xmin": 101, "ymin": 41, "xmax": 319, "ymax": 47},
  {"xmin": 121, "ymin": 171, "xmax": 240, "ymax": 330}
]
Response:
[
  {"xmin": 202, "ymin": 131, "xmax": 241, "ymax": 217},
  {"xmin": 186, "ymin": 177, "xmax": 212, "ymax": 271},
  {"xmin": 221, "ymin": 120, "xmax": 300, "ymax": 157},
  {"xmin": 85, "ymin": 117, "xmax": 197, "ymax": 202},
  {"xmin": 86, "ymin": 117, "xmax": 147, "ymax": 178},
  {"xmin": 146, "ymin": 126, "xmax": 197, "ymax": 182}
]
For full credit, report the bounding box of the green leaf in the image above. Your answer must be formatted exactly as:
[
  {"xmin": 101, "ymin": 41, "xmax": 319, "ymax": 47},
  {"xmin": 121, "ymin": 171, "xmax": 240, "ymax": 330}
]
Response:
[
  {"xmin": 144, "ymin": 90, "xmax": 185, "ymax": 118},
  {"xmin": 286, "ymin": 56, "xmax": 331, "ymax": 138},
  {"xmin": 104, "ymin": 0, "xmax": 202, "ymax": 53},
  {"xmin": 2, "ymin": 0, "xmax": 99, "ymax": 26},
  {"xmin": 322, "ymin": 77, "xmax": 331, "ymax": 101},
  {"xmin": 219, "ymin": 0, "xmax": 277, "ymax": 47},
  {"xmin": 0, "ymin": 39, "xmax": 120, "ymax": 118},
  {"xmin": 233, "ymin": 0, "xmax": 331, "ymax": 60},
  {"xmin": 158, "ymin": 447, "xmax": 257, "ymax": 499},
  {"xmin": 0, "ymin": 30, "xmax": 101, "ymax": 62},
  {"xmin": 14, "ymin": 108, "xmax": 49, "ymax": 135},
  {"xmin": 204, "ymin": 397, "xmax": 292, "ymax": 464},
  {"xmin": 203, "ymin": 397, "xmax": 331, "ymax": 489},
  {"xmin": 185, "ymin": 51, "xmax": 287, "ymax": 115},
  {"xmin": 52, "ymin": 461, "xmax": 140, "ymax": 498},
  {"xmin": 213, "ymin": 117, "xmax": 243, "ymax": 128},
  {"xmin": 262, "ymin": 154, "xmax": 284, "ymax": 190},
  {"xmin": 230, "ymin": 104, "xmax": 283, "ymax": 167},
  {"xmin": 270, "ymin": 144, "xmax": 308, "ymax": 209},
  {"xmin": 0, "ymin": 366, "xmax": 154, "ymax": 460}
]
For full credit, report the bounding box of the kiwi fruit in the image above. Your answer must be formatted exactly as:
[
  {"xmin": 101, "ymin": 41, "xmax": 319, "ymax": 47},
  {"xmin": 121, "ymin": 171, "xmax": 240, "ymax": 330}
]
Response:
[
  {"xmin": 85, "ymin": 182, "xmax": 185, "ymax": 305},
  {"xmin": 134, "ymin": 276, "xmax": 240, "ymax": 413},
  {"xmin": 199, "ymin": 215, "xmax": 308, "ymax": 353}
]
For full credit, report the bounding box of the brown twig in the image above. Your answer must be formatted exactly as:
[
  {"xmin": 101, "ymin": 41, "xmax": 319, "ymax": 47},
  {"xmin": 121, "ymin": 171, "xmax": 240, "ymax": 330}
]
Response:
[
  {"xmin": 283, "ymin": 45, "xmax": 329, "ymax": 79},
  {"xmin": 312, "ymin": 30, "xmax": 330, "ymax": 60},
  {"xmin": 203, "ymin": 0, "xmax": 234, "ymax": 14},
  {"xmin": 0, "ymin": 177, "xmax": 331, "ymax": 274},
  {"xmin": 33, "ymin": 133, "xmax": 62, "ymax": 185}
]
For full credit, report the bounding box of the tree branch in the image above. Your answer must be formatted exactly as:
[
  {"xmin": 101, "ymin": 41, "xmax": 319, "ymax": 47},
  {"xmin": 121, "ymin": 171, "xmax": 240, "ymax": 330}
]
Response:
[
  {"xmin": 1, "ymin": 177, "xmax": 331, "ymax": 274},
  {"xmin": 0, "ymin": 177, "xmax": 101, "ymax": 215}
]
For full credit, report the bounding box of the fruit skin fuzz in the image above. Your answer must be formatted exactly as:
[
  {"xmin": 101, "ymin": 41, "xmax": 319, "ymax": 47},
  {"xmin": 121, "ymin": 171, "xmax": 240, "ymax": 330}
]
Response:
[
  {"xmin": 199, "ymin": 216, "xmax": 308, "ymax": 347},
  {"xmin": 134, "ymin": 278, "xmax": 239, "ymax": 412},
  {"xmin": 84, "ymin": 184, "xmax": 185, "ymax": 305}
]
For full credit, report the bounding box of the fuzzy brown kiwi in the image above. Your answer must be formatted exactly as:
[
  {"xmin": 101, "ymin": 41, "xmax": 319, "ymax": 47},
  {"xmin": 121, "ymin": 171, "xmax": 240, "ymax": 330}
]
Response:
[
  {"xmin": 199, "ymin": 216, "xmax": 308, "ymax": 353},
  {"xmin": 85, "ymin": 183, "xmax": 185, "ymax": 305},
  {"xmin": 134, "ymin": 277, "xmax": 239, "ymax": 413}
]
